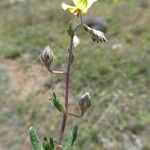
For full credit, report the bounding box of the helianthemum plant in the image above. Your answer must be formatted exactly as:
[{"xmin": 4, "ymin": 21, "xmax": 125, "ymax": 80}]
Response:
[{"xmin": 29, "ymin": 0, "xmax": 107, "ymax": 150}]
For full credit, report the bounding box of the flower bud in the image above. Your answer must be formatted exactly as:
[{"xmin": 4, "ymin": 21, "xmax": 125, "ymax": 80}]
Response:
[
  {"xmin": 83, "ymin": 24, "xmax": 107, "ymax": 43},
  {"xmin": 73, "ymin": 35, "xmax": 80, "ymax": 48},
  {"xmin": 40, "ymin": 45, "xmax": 54, "ymax": 68},
  {"xmin": 79, "ymin": 92, "xmax": 91, "ymax": 115}
]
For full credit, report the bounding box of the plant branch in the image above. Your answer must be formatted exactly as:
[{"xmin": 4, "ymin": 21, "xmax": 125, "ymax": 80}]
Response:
[
  {"xmin": 74, "ymin": 16, "xmax": 83, "ymax": 33},
  {"xmin": 74, "ymin": 24, "xmax": 83, "ymax": 33},
  {"xmin": 67, "ymin": 112, "xmax": 82, "ymax": 118},
  {"xmin": 47, "ymin": 67, "xmax": 66, "ymax": 75}
]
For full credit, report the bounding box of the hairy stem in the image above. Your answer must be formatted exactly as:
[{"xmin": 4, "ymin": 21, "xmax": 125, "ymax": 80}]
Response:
[
  {"xmin": 56, "ymin": 14, "xmax": 83, "ymax": 150},
  {"xmin": 56, "ymin": 35, "xmax": 74, "ymax": 150}
]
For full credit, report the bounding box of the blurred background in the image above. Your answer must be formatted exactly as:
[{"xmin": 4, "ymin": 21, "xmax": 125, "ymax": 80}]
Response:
[{"xmin": 0, "ymin": 0, "xmax": 149, "ymax": 149}]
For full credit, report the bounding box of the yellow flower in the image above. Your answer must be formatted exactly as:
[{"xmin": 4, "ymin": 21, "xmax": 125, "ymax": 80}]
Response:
[{"xmin": 62, "ymin": 0, "xmax": 97, "ymax": 16}]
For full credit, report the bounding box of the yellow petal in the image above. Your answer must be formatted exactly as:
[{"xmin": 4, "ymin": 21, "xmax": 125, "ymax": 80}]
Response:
[
  {"xmin": 73, "ymin": 0, "xmax": 88, "ymax": 10},
  {"xmin": 87, "ymin": 0, "xmax": 97, "ymax": 8},
  {"xmin": 82, "ymin": 0, "xmax": 97, "ymax": 13},
  {"xmin": 61, "ymin": 3, "xmax": 77, "ymax": 14}
]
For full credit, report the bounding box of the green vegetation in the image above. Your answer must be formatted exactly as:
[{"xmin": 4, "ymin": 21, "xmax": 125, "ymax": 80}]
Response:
[{"xmin": 0, "ymin": 0, "xmax": 149, "ymax": 150}]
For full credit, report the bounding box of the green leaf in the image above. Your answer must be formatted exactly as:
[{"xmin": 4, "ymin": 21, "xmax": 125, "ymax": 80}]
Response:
[
  {"xmin": 49, "ymin": 138, "xmax": 54, "ymax": 150},
  {"xmin": 71, "ymin": 126, "xmax": 79, "ymax": 146},
  {"xmin": 43, "ymin": 137, "xmax": 48, "ymax": 150},
  {"xmin": 43, "ymin": 137, "xmax": 54, "ymax": 150},
  {"xmin": 29, "ymin": 127, "xmax": 43, "ymax": 150},
  {"xmin": 64, "ymin": 126, "xmax": 79, "ymax": 150},
  {"xmin": 51, "ymin": 92, "xmax": 66, "ymax": 112},
  {"xmin": 67, "ymin": 24, "xmax": 74, "ymax": 37}
]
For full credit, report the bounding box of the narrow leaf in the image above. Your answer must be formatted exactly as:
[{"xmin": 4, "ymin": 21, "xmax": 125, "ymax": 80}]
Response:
[
  {"xmin": 49, "ymin": 138, "xmax": 54, "ymax": 150},
  {"xmin": 64, "ymin": 126, "xmax": 79, "ymax": 150},
  {"xmin": 43, "ymin": 137, "xmax": 54, "ymax": 150},
  {"xmin": 29, "ymin": 127, "xmax": 43, "ymax": 150},
  {"xmin": 51, "ymin": 92, "xmax": 66, "ymax": 112},
  {"xmin": 43, "ymin": 137, "xmax": 49, "ymax": 150},
  {"xmin": 71, "ymin": 125, "xmax": 79, "ymax": 146}
]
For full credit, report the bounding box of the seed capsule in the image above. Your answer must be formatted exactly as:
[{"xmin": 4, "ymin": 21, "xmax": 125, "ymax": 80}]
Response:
[
  {"xmin": 79, "ymin": 92, "xmax": 91, "ymax": 115},
  {"xmin": 40, "ymin": 45, "xmax": 54, "ymax": 68}
]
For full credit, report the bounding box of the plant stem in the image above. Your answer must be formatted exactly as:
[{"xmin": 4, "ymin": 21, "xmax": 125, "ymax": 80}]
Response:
[
  {"xmin": 80, "ymin": 12, "xmax": 83, "ymax": 25},
  {"xmin": 56, "ymin": 35, "xmax": 74, "ymax": 150},
  {"xmin": 56, "ymin": 14, "xmax": 83, "ymax": 150}
]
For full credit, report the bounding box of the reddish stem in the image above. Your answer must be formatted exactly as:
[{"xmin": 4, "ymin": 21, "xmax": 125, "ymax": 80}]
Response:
[
  {"xmin": 56, "ymin": 13, "xmax": 83, "ymax": 149},
  {"xmin": 56, "ymin": 35, "xmax": 74, "ymax": 150}
]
